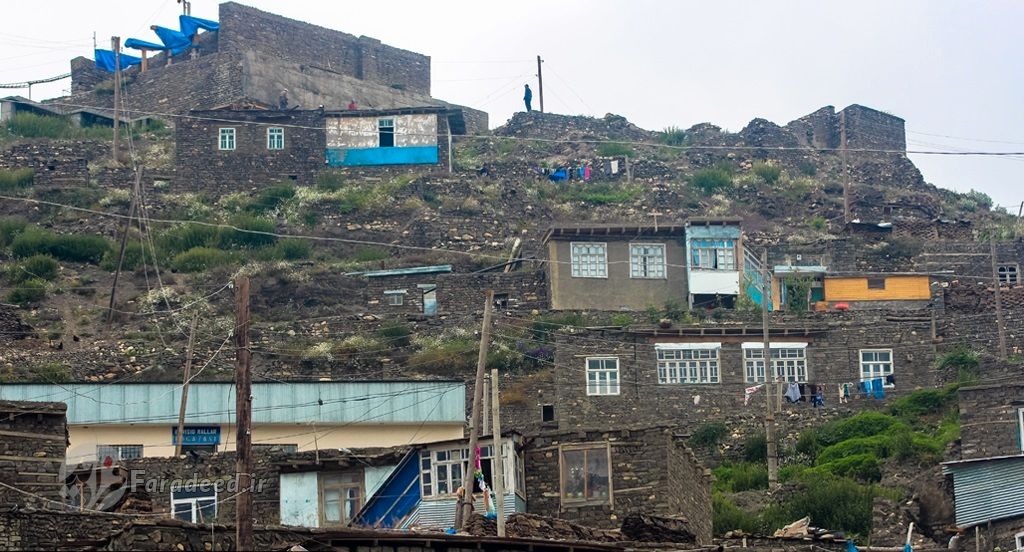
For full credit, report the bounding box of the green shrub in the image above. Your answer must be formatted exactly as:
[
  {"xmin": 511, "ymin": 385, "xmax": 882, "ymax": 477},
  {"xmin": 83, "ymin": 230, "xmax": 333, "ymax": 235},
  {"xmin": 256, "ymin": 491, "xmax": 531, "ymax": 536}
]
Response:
[
  {"xmin": 713, "ymin": 462, "xmax": 768, "ymax": 493},
  {"xmin": 795, "ymin": 429, "xmax": 822, "ymax": 462},
  {"xmin": 248, "ymin": 183, "xmax": 296, "ymax": 213},
  {"xmin": 218, "ymin": 213, "xmax": 277, "ymax": 249},
  {"xmin": 157, "ymin": 223, "xmax": 219, "ymax": 258},
  {"xmin": 936, "ymin": 346, "xmax": 979, "ymax": 381},
  {"xmin": 11, "ymin": 227, "xmax": 111, "ymax": 264},
  {"xmin": 817, "ymin": 435, "xmax": 893, "ymax": 465},
  {"xmin": 713, "ymin": 493, "xmax": 761, "ymax": 535},
  {"xmin": 690, "ymin": 422, "xmax": 729, "ymax": 451},
  {"xmin": 39, "ymin": 186, "xmax": 103, "ymax": 208},
  {"xmin": 659, "ymin": 126, "xmax": 688, "ymax": 146},
  {"xmin": 5, "ymin": 112, "xmax": 114, "ymax": 141},
  {"xmin": 33, "ymin": 361, "xmax": 71, "ymax": 383},
  {"xmin": 779, "ymin": 472, "xmax": 875, "ymax": 534},
  {"xmin": 0, "ymin": 217, "xmax": 28, "ymax": 248},
  {"xmin": 10, "ymin": 254, "xmax": 59, "ymax": 282},
  {"xmin": 690, "ymin": 167, "xmax": 733, "ymax": 195},
  {"xmin": 596, "ymin": 142, "xmax": 634, "ymax": 157},
  {"xmin": 100, "ymin": 242, "xmax": 146, "ymax": 272},
  {"xmin": 377, "ymin": 323, "xmax": 413, "ymax": 348},
  {"xmin": 407, "ymin": 337, "xmax": 478, "ymax": 375},
  {"xmin": 808, "ymin": 216, "xmax": 828, "ymax": 232},
  {"xmin": 890, "ymin": 385, "xmax": 959, "ymax": 422},
  {"xmin": 267, "ymin": 239, "xmax": 311, "ymax": 261},
  {"xmin": 742, "ymin": 433, "xmax": 768, "ymax": 464},
  {"xmin": 797, "ymin": 160, "xmax": 817, "ymax": 176},
  {"xmin": 529, "ymin": 312, "xmax": 586, "ymax": 343},
  {"xmin": 352, "ymin": 247, "xmax": 389, "ymax": 262},
  {"xmin": 7, "ymin": 278, "xmax": 46, "ymax": 305},
  {"xmin": 568, "ymin": 183, "xmax": 642, "ymax": 205},
  {"xmin": 0, "ymin": 168, "xmax": 34, "ymax": 190},
  {"xmin": 752, "ymin": 161, "xmax": 782, "ymax": 185},
  {"xmin": 817, "ymin": 411, "xmax": 900, "ymax": 447},
  {"xmin": 316, "ymin": 170, "xmax": 346, "ymax": 191},
  {"xmin": 170, "ymin": 247, "xmax": 235, "ymax": 273}
]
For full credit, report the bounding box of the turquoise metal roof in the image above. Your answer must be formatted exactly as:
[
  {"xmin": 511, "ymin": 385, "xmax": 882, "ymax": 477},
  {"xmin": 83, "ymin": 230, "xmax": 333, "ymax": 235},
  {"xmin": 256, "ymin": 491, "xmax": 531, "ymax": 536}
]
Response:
[
  {"xmin": 346, "ymin": 265, "xmax": 452, "ymax": 278},
  {"xmin": 0, "ymin": 381, "xmax": 465, "ymax": 426},
  {"xmin": 944, "ymin": 456, "xmax": 1024, "ymax": 527}
]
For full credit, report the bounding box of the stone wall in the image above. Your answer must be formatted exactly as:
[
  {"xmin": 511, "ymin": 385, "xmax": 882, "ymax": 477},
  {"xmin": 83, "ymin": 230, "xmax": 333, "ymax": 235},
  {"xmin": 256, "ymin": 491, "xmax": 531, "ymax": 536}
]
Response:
[
  {"xmin": 70, "ymin": 56, "xmax": 108, "ymax": 94},
  {"xmin": 0, "ymin": 140, "xmax": 107, "ymax": 186},
  {"xmin": 361, "ymin": 269, "xmax": 547, "ymax": 317},
  {"xmin": 174, "ymin": 109, "xmax": 325, "ymax": 191},
  {"xmin": 522, "ymin": 425, "xmax": 712, "ymax": 541},
  {"xmin": 218, "ymin": 2, "xmax": 430, "ymax": 95},
  {"xmin": 0, "ymin": 401, "xmax": 67, "ymax": 511},
  {"xmin": 841, "ymin": 104, "xmax": 906, "ymax": 153},
  {"xmin": 0, "ymin": 511, "xmax": 125, "ymax": 550},
  {"xmin": 957, "ymin": 383, "xmax": 1024, "ymax": 461},
  {"xmin": 495, "ymin": 112, "xmax": 654, "ymax": 142}
]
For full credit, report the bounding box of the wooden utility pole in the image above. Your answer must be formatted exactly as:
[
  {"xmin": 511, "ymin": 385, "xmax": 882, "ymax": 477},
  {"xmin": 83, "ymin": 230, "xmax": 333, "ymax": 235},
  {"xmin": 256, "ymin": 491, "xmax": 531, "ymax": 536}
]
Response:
[
  {"xmin": 491, "ymin": 363, "xmax": 505, "ymax": 537},
  {"xmin": 111, "ymin": 36, "xmax": 121, "ymax": 164},
  {"xmin": 234, "ymin": 276, "xmax": 254, "ymax": 550},
  {"xmin": 459, "ymin": 290, "xmax": 495, "ymax": 529},
  {"xmin": 106, "ymin": 167, "xmax": 142, "ymax": 325},
  {"xmin": 840, "ymin": 110, "xmax": 850, "ymax": 224},
  {"xmin": 989, "ymin": 238, "xmax": 1008, "ymax": 360},
  {"xmin": 536, "ymin": 55, "xmax": 544, "ymax": 113},
  {"xmin": 761, "ymin": 249, "xmax": 779, "ymax": 489},
  {"xmin": 174, "ymin": 313, "xmax": 199, "ymax": 456}
]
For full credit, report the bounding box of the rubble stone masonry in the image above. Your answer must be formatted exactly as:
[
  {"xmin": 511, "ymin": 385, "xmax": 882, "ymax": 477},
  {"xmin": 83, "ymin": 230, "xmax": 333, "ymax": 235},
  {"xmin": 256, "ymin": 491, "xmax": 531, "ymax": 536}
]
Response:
[
  {"xmin": 957, "ymin": 383, "xmax": 1024, "ymax": 461},
  {"xmin": 0, "ymin": 401, "xmax": 67, "ymax": 511}
]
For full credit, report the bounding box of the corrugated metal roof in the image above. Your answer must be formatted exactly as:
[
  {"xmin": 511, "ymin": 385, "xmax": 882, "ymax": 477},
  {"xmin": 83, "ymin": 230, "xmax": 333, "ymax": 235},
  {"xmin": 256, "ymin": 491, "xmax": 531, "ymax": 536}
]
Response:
[
  {"xmin": 346, "ymin": 265, "xmax": 452, "ymax": 278},
  {"xmin": 0, "ymin": 382, "xmax": 465, "ymax": 425},
  {"xmin": 946, "ymin": 456, "xmax": 1024, "ymax": 527}
]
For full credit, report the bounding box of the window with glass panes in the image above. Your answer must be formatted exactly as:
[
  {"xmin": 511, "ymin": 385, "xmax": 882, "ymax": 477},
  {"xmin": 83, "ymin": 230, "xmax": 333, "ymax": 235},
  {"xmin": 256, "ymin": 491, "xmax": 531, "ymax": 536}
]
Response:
[
  {"xmin": 96, "ymin": 444, "xmax": 142, "ymax": 463},
  {"xmin": 171, "ymin": 487, "xmax": 216, "ymax": 523},
  {"xmin": 657, "ymin": 347, "xmax": 720, "ymax": 384},
  {"xmin": 998, "ymin": 264, "xmax": 1020, "ymax": 285},
  {"xmin": 744, "ymin": 346, "xmax": 808, "ymax": 383},
  {"xmin": 586, "ymin": 357, "xmax": 619, "ymax": 395},
  {"xmin": 267, "ymin": 127, "xmax": 284, "ymax": 150},
  {"xmin": 560, "ymin": 444, "xmax": 611, "ymax": 504},
  {"xmin": 320, "ymin": 472, "xmax": 362, "ymax": 525},
  {"xmin": 570, "ymin": 242, "xmax": 607, "ymax": 278},
  {"xmin": 860, "ymin": 349, "xmax": 893, "ymax": 383},
  {"xmin": 690, "ymin": 239, "xmax": 736, "ymax": 270},
  {"xmin": 218, "ymin": 128, "xmax": 235, "ymax": 150},
  {"xmin": 629, "ymin": 243, "xmax": 666, "ymax": 279},
  {"xmin": 420, "ymin": 445, "xmax": 500, "ymax": 497}
]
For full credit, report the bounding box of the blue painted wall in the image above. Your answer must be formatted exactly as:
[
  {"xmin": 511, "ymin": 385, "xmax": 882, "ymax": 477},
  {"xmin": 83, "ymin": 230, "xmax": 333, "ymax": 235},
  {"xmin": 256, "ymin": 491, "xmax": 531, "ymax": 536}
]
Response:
[{"xmin": 325, "ymin": 146, "xmax": 438, "ymax": 167}]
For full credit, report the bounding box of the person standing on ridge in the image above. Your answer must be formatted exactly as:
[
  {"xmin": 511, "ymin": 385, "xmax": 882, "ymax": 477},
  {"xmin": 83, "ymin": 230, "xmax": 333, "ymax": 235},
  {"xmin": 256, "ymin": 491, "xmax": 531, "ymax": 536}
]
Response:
[
  {"xmin": 347, "ymin": 99, "xmax": 358, "ymax": 110},
  {"xmin": 523, "ymin": 84, "xmax": 533, "ymax": 112},
  {"xmin": 278, "ymin": 89, "xmax": 289, "ymax": 110}
]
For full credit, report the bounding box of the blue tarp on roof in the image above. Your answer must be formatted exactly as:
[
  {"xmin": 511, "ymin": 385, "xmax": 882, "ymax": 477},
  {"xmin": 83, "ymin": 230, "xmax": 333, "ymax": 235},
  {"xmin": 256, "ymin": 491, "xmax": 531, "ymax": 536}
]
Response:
[
  {"xmin": 94, "ymin": 49, "xmax": 142, "ymax": 72},
  {"xmin": 179, "ymin": 15, "xmax": 219, "ymax": 37},
  {"xmin": 124, "ymin": 38, "xmax": 167, "ymax": 51},
  {"xmin": 153, "ymin": 26, "xmax": 191, "ymax": 54}
]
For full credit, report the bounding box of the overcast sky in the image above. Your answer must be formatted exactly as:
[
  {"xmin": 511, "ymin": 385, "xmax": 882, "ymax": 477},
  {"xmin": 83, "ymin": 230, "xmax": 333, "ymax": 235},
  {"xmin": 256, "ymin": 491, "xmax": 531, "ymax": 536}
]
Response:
[{"xmin": 2, "ymin": 1, "xmax": 1022, "ymax": 208}]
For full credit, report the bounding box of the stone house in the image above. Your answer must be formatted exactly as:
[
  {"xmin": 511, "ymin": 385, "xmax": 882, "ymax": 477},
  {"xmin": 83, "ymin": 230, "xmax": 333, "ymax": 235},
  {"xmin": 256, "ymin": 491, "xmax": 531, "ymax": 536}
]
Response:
[
  {"xmin": 174, "ymin": 106, "xmax": 465, "ymax": 190},
  {"xmin": 0, "ymin": 400, "xmax": 67, "ymax": 511},
  {"xmin": 543, "ymin": 223, "xmax": 690, "ymax": 311},
  {"xmin": 822, "ymin": 272, "xmax": 934, "ymax": 310},
  {"xmin": 522, "ymin": 426, "xmax": 712, "ymax": 543},
  {"xmin": 513, "ymin": 315, "xmax": 936, "ymax": 434},
  {"xmin": 941, "ymin": 383, "xmax": 1024, "ymax": 551},
  {"xmin": 685, "ymin": 217, "xmax": 745, "ymax": 309}
]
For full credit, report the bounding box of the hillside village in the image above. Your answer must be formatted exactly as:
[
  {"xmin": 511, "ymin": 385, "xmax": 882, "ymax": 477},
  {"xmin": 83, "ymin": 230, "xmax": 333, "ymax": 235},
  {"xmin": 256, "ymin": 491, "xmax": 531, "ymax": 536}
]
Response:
[{"xmin": 0, "ymin": 3, "xmax": 1022, "ymax": 551}]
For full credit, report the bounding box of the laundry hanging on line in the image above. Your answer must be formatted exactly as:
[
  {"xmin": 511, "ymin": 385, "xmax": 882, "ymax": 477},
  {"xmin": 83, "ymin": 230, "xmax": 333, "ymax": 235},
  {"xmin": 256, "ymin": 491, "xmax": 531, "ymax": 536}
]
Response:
[{"xmin": 744, "ymin": 384, "xmax": 763, "ymax": 405}]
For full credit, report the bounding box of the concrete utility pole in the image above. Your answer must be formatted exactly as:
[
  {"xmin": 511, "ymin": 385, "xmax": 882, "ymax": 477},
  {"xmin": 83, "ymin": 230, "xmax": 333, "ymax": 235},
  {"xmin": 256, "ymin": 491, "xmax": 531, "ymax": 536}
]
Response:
[
  {"xmin": 174, "ymin": 313, "xmax": 199, "ymax": 456},
  {"xmin": 234, "ymin": 276, "xmax": 254, "ymax": 551},
  {"xmin": 459, "ymin": 290, "xmax": 495, "ymax": 529},
  {"xmin": 989, "ymin": 238, "xmax": 1008, "ymax": 360},
  {"xmin": 111, "ymin": 36, "xmax": 121, "ymax": 164},
  {"xmin": 839, "ymin": 110, "xmax": 851, "ymax": 225},
  {"xmin": 761, "ymin": 249, "xmax": 779, "ymax": 490},
  {"xmin": 536, "ymin": 55, "xmax": 545, "ymax": 113},
  {"xmin": 491, "ymin": 362, "xmax": 506, "ymax": 537}
]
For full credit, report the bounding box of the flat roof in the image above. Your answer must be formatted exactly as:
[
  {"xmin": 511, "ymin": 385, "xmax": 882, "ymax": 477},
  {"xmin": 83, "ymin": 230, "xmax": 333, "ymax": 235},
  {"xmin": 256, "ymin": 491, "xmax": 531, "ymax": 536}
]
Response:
[
  {"xmin": 686, "ymin": 216, "xmax": 744, "ymax": 225},
  {"xmin": 346, "ymin": 264, "xmax": 453, "ymax": 278},
  {"xmin": 543, "ymin": 223, "xmax": 686, "ymax": 243},
  {"xmin": 0, "ymin": 381, "xmax": 465, "ymax": 426}
]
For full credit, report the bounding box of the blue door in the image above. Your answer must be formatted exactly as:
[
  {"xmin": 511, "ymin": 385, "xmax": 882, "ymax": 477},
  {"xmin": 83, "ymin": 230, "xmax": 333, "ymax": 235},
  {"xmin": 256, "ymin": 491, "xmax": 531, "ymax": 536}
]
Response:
[{"xmin": 422, "ymin": 287, "xmax": 437, "ymax": 316}]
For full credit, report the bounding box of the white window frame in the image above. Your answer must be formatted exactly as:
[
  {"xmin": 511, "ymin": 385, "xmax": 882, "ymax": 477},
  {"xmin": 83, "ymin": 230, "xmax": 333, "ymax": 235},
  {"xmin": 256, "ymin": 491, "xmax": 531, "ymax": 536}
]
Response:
[
  {"xmin": 586, "ymin": 357, "xmax": 620, "ymax": 396},
  {"xmin": 171, "ymin": 487, "xmax": 216, "ymax": 523},
  {"xmin": 860, "ymin": 349, "xmax": 894, "ymax": 385},
  {"xmin": 743, "ymin": 343, "xmax": 808, "ymax": 383},
  {"xmin": 998, "ymin": 263, "xmax": 1020, "ymax": 285},
  {"xmin": 656, "ymin": 344, "xmax": 720, "ymax": 384},
  {"xmin": 96, "ymin": 444, "xmax": 143, "ymax": 463},
  {"xmin": 1018, "ymin": 408, "xmax": 1024, "ymax": 453},
  {"xmin": 267, "ymin": 127, "xmax": 284, "ymax": 150},
  {"xmin": 1015, "ymin": 530, "xmax": 1024, "ymax": 551},
  {"xmin": 384, "ymin": 289, "xmax": 406, "ymax": 306},
  {"xmin": 378, "ymin": 118, "xmax": 395, "ymax": 147},
  {"xmin": 690, "ymin": 239, "xmax": 736, "ymax": 270},
  {"xmin": 570, "ymin": 242, "xmax": 608, "ymax": 278},
  {"xmin": 419, "ymin": 445, "xmax": 499, "ymax": 498},
  {"xmin": 629, "ymin": 243, "xmax": 666, "ymax": 279},
  {"xmin": 218, "ymin": 127, "xmax": 235, "ymax": 151}
]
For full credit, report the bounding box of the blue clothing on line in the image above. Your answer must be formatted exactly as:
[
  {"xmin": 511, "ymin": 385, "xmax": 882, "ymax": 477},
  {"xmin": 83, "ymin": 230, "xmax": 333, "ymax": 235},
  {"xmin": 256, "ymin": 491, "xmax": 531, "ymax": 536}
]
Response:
[{"xmin": 872, "ymin": 377, "xmax": 885, "ymax": 399}]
